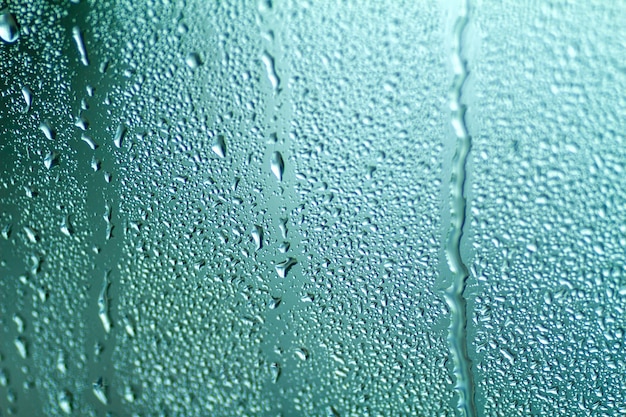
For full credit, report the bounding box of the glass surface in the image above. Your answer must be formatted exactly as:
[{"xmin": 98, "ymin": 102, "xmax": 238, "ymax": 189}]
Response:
[{"xmin": 0, "ymin": 1, "xmax": 624, "ymax": 416}]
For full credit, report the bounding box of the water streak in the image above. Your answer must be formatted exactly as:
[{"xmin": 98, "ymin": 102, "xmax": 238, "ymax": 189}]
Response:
[{"xmin": 444, "ymin": 1, "xmax": 477, "ymax": 416}]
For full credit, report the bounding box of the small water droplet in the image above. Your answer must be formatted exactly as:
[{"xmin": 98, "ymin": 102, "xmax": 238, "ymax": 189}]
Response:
[
  {"xmin": 270, "ymin": 151, "xmax": 285, "ymax": 181},
  {"xmin": 185, "ymin": 52, "xmax": 203, "ymax": 69},
  {"xmin": 270, "ymin": 362, "xmax": 281, "ymax": 383},
  {"xmin": 0, "ymin": 9, "xmax": 19, "ymax": 44},
  {"xmin": 211, "ymin": 134, "xmax": 226, "ymax": 158}
]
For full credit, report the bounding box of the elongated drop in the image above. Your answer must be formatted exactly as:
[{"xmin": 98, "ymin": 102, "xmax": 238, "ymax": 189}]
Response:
[
  {"xmin": 72, "ymin": 26, "xmax": 89, "ymax": 66},
  {"xmin": 275, "ymin": 257, "xmax": 296, "ymax": 278},
  {"xmin": 21, "ymin": 86, "xmax": 32, "ymax": 113},
  {"xmin": 261, "ymin": 51, "xmax": 280, "ymax": 92},
  {"xmin": 211, "ymin": 134, "xmax": 226, "ymax": 158},
  {"xmin": 251, "ymin": 225, "xmax": 263, "ymax": 250},
  {"xmin": 114, "ymin": 123, "xmax": 126, "ymax": 148},
  {"xmin": 270, "ymin": 151, "xmax": 284, "ymax": 181}
]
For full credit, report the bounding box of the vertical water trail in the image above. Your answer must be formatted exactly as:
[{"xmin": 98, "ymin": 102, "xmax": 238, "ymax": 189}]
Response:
[{"xmin": 445, "ymin": 0, "xmax": 477, "ymax": 416}]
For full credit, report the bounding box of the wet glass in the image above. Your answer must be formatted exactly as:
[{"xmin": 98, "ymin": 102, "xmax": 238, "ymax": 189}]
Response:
[{"xmin": 1, "ymin": 1, "xmax": 625, "ymax": 416}]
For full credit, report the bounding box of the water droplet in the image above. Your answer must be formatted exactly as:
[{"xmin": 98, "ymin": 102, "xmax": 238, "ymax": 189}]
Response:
[
  {"xmin": 81, "ymin": 133, "xmax": 97, "ymax": 150},
  {"xmin": 278, "ymin": 241, "xmax": 290, "ymax": 253},
  {"xmin": 21, "ymin": 86, "xmax": 32, "ymax": 112},
  {"xmin": 114, "ymin": 123, "xmax": 126, "ymax": 148},
  {"xmin": 269, "ymin": 296, "xmax": 281, "ymax": 309},
  {"xmin": 72, "ymin": 26, "xmax": 89, "ymax": 66},
  {"xmin": 98, "ymin": 275, "xmax": 112, "ymax": 333},
  {"xmin": 23, "ymin": 226, "xmax": 38, "ymax": 243},
  {"xmin": 12, "ymin": 314, "xmax": 24, "ymax": 333},
  {"xmin": 14, "ymin": 337, "xmax": 27, "ymax": 359},
  {"xmin": 124, "ymin": 385, "xmax": 135, "ymax": 403},
  {"xmin": 275, "ymin": 257, "xmax": 296, "ymax": 278},
  {"xmin": 92, "ymin": 377, "xmax": 108, "ymax": 405},
  {"xmin": 44, "ymin": 151, "xmax": 58, "ymax": 169},
  {"xmin": 294, "ymin": 347, "xmax": 309, "ymax": 361},
  {"xmin": 56, "ymin": 352, "xmax": 67, "ymax": 374},
  {"xmin": 185, "ymin": 52, "xmax": 203, "ymax": 69},
  {"xmin": 251, "ymin": 225, "xmax": 263, "ymax": 250},
  {"xmin": 57, "ymin": 390, "xmax": 73, "ymax": 414},
  {"xmin": 74, "ymin": 114, "xmax": 89, "ymax": 130},
  {"xmin": 270, "ymin": 362, "xmax": 281, "ymax": 383},
  {"xmin": 261, "ymin": 51, "xmax": 280, "ymax": 91},
  {"xmin": 0, "ymin": 9, "xmax": 19, "ymax": 43},
  {"xmin": 60, "ymin": 215, "xmax": 74, "ymax": 237},
  {"xmin": 1, "ymin": 223, "xmax": 11, "ymax": 239},
  {"xmin": 270, "ymin": 151, "xmax": 284, "ymax": 181},
  {"xmin": 211, "ymin": 134, "xmax": 226, "ymax": 158},
  {"xmin": 91, "ymin": 155, "xmax": 101, "ymax": 171},
  {"xmin": 40, "ymin": 121, "xmax": 55, "ymax": 140}
]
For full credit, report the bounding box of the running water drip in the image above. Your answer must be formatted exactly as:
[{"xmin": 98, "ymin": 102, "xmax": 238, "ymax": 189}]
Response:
[{"xmin": 444, "ymin": 0, "xmax": 477, "ymax": 416}]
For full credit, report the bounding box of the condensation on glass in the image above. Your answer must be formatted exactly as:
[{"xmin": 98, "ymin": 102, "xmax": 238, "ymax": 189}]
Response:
[{"xmin": 0, "ymin": 1, "xmax": 624, "ymax": 416}]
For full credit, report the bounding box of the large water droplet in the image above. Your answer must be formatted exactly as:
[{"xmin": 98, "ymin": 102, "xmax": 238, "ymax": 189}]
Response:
[
  {"xmin": 114, "ymin": 123, "xmax": 126, "ymax": 148},
  {"xmin": 21, "ymin": 86, "xmax": 32, "ymax": 112},
  {"xmin": 0, "ymin": 9, "xmax": 19, "ymax": 44},
  {"xmin": 261, "ymin": 51, "xmax": 280, "ymax": 92},
  {"xmin": 211, "ymin": 134, "xmax": 226, "ymax": 158},
  {"xmin": 275, "ymin": 257, "xmax": 296, "ymax": 278},
  {"xmin": 72, "ymin": 26, "xmax": 89, "ymax": 66},
  {"xmin": 270, "ymin": 151, "xmax": 285, "ymax": 181}
]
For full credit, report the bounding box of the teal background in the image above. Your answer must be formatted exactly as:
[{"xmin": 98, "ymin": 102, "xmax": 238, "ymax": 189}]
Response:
[{"xmin": 0, "ymin": 1, "xmax": 625, "ymax": 416}]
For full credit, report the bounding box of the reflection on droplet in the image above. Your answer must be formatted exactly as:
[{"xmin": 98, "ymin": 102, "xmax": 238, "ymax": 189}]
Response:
[{"xmin": 0, "ymin": 9, "xmax": 19, "ymax": 44}]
